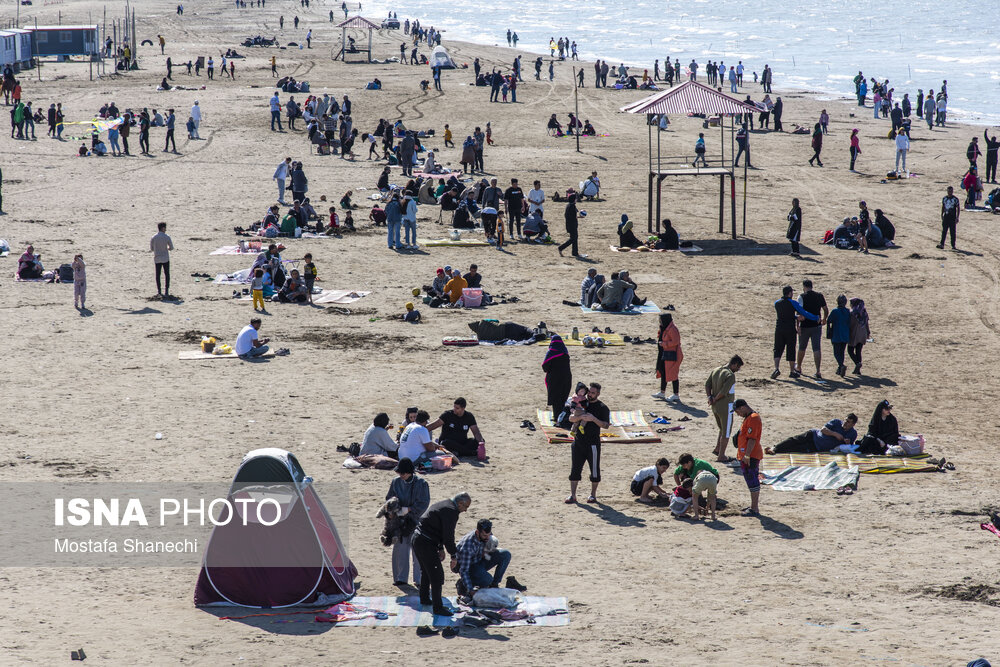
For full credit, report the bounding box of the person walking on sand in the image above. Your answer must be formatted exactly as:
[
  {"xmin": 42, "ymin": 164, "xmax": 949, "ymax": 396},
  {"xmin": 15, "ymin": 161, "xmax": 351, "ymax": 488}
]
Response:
[
  {"xmin": 150, "ymin": 222, "xmax": 174, "ymax": 298},
  {"xmin": 566, "ymin": 382, "xmax": 610, "ymax": 505},
  {"xmin": 795, "ymin": 279, "xmax": 828, "ymax": 379},
  {"xmin": 271, "ymin": 55, "xmax": 277, "ymax": 77},
  {"xmin": 786, "ymin": 197, "xmax": 802, "ymax": 257},
  {"xmin": 557, "ymin": 193, "xmax": 583, "ymax": 258},
  {"xmin": 190, "ymin": 100, "xmax": 201, "ymax": 139},
  {"xmin": 652, "ymin": 313, "xmax": 683, "ymax": 402},
  {"xmin": 895, "ymin": 127, "xmax": 910, "ymax": 174},
  {"xmin": 809, "ymin": 123, "xmax": 824, "ymax": 166},
  {"xmin": 938, "ymin": 186, "xmax": 960, "ymax": 250},
  {"xmin": 849, "ymin": 128, "xmax": 861, "ymax": 172},
  {"xmin": 733, "ymin": 399, "xmax": 763, "ymax": 517},
  {"xmin": 72, "ymin": 254, "xmax": 86, "ymax": 310},
  {"xmin": 706, "ymin": 355, "xmax": 743, "ymax": 463},
  {"xmin": 163, "ymin": 108, "xmax": 176, "ymax": 152}
]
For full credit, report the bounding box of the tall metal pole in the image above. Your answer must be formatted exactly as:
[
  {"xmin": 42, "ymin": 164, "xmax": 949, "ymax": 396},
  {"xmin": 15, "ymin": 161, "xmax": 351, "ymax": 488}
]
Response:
[
  {"xmin": 34, "ymin": 18, "xmax": 40, "ymax": 82},
  {"xmin": 742, "ymin": 129, "xmax": 748, "ymax": 235},
  {"xmin": 573, "ymin": 66, "xmax": 580, "ymax": 153}
]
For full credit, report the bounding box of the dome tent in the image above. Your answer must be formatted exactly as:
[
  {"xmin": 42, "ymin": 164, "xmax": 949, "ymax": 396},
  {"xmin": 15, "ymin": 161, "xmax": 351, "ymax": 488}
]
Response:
[
  {"xmin": 430, "ymin": 45, "xmax": 456, "ymax": 70},
  {"xmin": 194, "ymin": 448, "xmax": 357, "ymax": 608}
]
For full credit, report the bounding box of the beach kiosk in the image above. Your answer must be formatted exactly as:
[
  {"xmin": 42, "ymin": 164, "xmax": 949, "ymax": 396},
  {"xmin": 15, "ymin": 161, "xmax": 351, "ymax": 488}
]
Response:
[{"xmin": 31, "ymin": 25, "xmax": 99, "ymax": 60}]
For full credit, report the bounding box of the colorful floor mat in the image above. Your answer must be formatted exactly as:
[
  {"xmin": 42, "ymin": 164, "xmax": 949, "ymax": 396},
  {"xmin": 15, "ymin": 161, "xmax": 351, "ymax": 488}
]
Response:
[
  {"xmin": 761, "ymin": 461, "xmax": 861, "ymax": 491},
  {"xmin": 537, "ymin": 409, "xmax": 661, "ymax": 444},
  {"xmin": 535, "ymin": 333, "xmax": 625, "ymax": 346},
  {"xmin": 609, "ymin": 245, "xmax": 703, "ymax": 253},
  {"xmin": 761, "ymin": 452, "xmax": 937, "ymax": 474}
]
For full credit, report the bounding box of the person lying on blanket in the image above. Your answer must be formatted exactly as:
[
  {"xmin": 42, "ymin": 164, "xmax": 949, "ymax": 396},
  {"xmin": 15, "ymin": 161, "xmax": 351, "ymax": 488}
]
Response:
[
  {"xmin": 427, "ymin": 397, "xmax": 486, "ymax": 459},
  {"xmin": 593, "ymin": 272, "xmax": 635, "ymax": 311},
  {"xmin": 765, "ymin": 413, "xmax": 859, "ymax": 454},
  {"xmin": 17, "ymin": 245, "xmax": 43, "ymax": 279}
]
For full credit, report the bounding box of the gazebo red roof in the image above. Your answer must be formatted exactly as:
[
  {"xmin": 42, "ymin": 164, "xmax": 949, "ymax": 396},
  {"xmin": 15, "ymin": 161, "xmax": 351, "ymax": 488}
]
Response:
[
  {"xmin": 620, "ymin": 81, "xmax": 757, "ymax": 116},
  {"xmin": 336, "ymin": 16, "xmax": 379, "ymax": 29}
]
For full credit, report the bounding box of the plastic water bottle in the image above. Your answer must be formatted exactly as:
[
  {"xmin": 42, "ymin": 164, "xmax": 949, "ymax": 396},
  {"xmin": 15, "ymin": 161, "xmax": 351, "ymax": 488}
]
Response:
[{"xmin": 572, "ymin": 327, "xmax": 579, "ymax": 340}]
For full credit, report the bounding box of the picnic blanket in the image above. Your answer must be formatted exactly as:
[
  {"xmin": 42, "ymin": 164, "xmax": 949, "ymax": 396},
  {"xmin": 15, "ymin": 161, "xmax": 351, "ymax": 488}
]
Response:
[
  {"xmin": 535, "ymin": 333, "xmax": 625, "ymax": 346},
  {"xmin": 761, "ymin": 452, "xmax": 937, "ymax": 474},
  {"xmin": 761, "ymin": 461, "xmax": 860, "ymax": 491},
  {"xmin": 537, "ymin": 409, "xmax": 661, "ymax": 444},
  {"xmin": 214, "ymin": 270, "xmax": 252, "ymax": 285},
  {"xmin": 316, "ymin": 595, "xmax": 568, "ymax": 628},
  {"xmin": 178, "ymin": 349, "xmax": 275, "ymax": 360},
  {"xmin": 210, "ymin": 246, "xmax": 256, "ymax": 256},
  {"xmin": 313, "ymin": 290, "xmax": 370, "ymax": 305},
  {"xmin": 13, "ymin": 273, "xmax": 70, "ymax": 284},
  {"xmin": 610, "ymin": 245, "xmax": 703, "ymax": 253},
  {"xmin": 413, "ymin": 170, "xmax": 464, "ymax": 179},
  {"xmin": 580, "ymin": 301, "xmax": 660, "ymax": 315},
  {"xmin": 420, "ymin": 238, "xmax": 492, "ymax": 247}
]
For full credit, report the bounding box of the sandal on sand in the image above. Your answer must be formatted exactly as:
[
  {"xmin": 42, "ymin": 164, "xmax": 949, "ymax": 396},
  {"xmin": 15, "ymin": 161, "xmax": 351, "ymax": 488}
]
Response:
[
  {"xmin": 524, "ymin": 420, "xmax": 536, "ymax": 431},
  {"xmin": 564, "ymin": 496, "xmax": 577, "ymax": 504},
  {"xmin": 716, "ymin": 455, "xmax": 735, "ymax": 464},
  {"xmin": 586, "ymin": 496, "xmax": 598, "ymax": 504},
  {"xmin": 637, "ymin": 497, "xmax": 653, "ymax": 504},
  {"xmin": 740, "ymin": 508, "xmax": 759, "ymax": 517}
]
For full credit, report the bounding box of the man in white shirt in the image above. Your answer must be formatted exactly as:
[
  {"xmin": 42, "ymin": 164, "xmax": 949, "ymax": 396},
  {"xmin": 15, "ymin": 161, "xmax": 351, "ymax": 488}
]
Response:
[
  {"xmin": 190, "ymin": 100, "xmax": 201, "ymax": 138},
  {"xmin": 235, "ymin": 318, "xmax": 270, "ymax": 358},
  {"xmin": 736, "ymin": 61, "xmax": 744, "ymax": 86},
  {"xmin": 398, "ymin": 410, "xmax": 435, "ymax": 462},
  {"xmin": 527, "ymin": 180, "xmax": 545, "ymax": 216},
  {"xmin": 150, "ymin": 222, "xmax": 174, "ymax": 298},
  {"xmin": 273, "ymin": 157, "xmax": 291, "ymax": 204}
]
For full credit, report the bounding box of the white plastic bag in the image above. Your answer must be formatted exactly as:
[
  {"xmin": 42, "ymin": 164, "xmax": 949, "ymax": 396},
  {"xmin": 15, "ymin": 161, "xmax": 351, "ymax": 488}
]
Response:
[
  {"xmin": 472, "ymin": 587, "xmax": 521, "ymax": 609},
  {"xmin": 669, "ymin": 494, "xmax": 692, "ymax": 516}
]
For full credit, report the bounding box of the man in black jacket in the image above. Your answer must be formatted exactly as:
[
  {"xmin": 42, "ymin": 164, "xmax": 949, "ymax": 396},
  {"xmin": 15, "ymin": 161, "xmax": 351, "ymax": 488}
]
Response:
[
  {"xmin": 983, "ymin": 130, "xmax": 999, "ymax": 183},
  {"xmin": 413, "ymin": 492, "xmax": 471, "ymax": 615}
]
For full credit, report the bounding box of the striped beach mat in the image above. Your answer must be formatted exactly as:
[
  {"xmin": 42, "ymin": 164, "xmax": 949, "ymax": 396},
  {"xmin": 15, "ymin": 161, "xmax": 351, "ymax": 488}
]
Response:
[
  {"xmin": 761, "ymin": 452, "xmax": 937, "ymax": 474},
  {"xmin": 579, "ymin": 301, "xmax": 660, "ymax": 315},
  {"xmin": 536, "ymin": 333, "xmax": 625, "ymax": 346},
  {"xmin": 326, "ymin": 595, "xmax": 569, "ymax": 628},
  {"xmin": 537, "ymin": 409, "xmax": 661, "ymax": 444},
  {"xmin": 761, "ymin": 462, "xmax": 861, "ymax": 491}
]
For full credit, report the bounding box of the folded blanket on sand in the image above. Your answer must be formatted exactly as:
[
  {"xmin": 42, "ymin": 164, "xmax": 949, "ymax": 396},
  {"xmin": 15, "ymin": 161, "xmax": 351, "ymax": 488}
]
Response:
[
  {"xmin": 178, "ymin": 349, "xmax": 275, "ymax": 360},
  {"xmin": 313, "ymin": 595, "xmax": 569, "ymax": 627},
  {"xmin": 761, "ymin": 462, "xmax": 860, "ymax": 491},
  {"xmin": 580, "ymin": 301, "xmax": 660, "ymax": 315},
  {"xmin": 210, "ymin": 246, "xmax": 256, "ymax": 256}
]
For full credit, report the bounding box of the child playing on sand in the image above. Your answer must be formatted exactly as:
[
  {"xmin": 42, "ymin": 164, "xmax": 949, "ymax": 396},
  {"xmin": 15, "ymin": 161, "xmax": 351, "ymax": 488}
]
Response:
[
  {"xmin": 669, "ymin": 478, "xmax": 694, "ymax": 517},
  {"xmin": 486, "ymin": 121, "xmax": 494, "ymax": 145},
  {"xmin": 444, "ymin": 123, "xmax": 454, "ymax": 148},
  {"xmin": 251, "ymin": 268, "xmax": 266, "ymax": 311},
  {"xmin": 343, "ymin": 210, "xmax": 355, "ymax": 231},
  {"xmin": 630, "ymin": 457, "xmax": 671, "ymax": 504},
  {"xmin": 302, "ymin": 253, "xmax": 317, "ymax": 304},
  {"xmin": 72, "ymin": 254, "xmax": 86, "ymax": 309},
  {"xmin": 326, "ymin": 207, "xmax": 340, "ymax": 234}
]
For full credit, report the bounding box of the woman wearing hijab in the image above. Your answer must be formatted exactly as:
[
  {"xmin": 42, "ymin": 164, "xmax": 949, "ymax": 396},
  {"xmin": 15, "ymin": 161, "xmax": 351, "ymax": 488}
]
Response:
[
  {"xmin": 652, "ymin": 313, "xmax": 683, "ymax": 402},
  {"xmin": 542, "ymin": 335, "xmax": 572, "ymax": 418},
  {"xmin": 848, "ymin": 297, "xmax": 870, "ymax": 375},
  {"xmin": 809, "ymin": 122, "xmax": 824, "ymax": 167},
  {"xmin": 460, "ymin": 136, "xmax": 476, "ymax": 173},
  {"xmin": 617, "ymin": 214, "xmax": 641, "ymax": 249},
  {"xmin": 858, "ymin": 400, "xmax": 898, "ymax": 455}
]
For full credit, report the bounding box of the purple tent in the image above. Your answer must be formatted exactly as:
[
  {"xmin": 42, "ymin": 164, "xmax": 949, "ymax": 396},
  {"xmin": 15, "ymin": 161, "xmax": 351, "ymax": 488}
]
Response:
[{"xmin": 194, "ymin": 448, "xmax": 357, "ymax": 608}]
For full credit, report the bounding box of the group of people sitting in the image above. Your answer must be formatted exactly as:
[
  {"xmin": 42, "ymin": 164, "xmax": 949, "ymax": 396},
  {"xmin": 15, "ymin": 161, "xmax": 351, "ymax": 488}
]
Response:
[
  {"xmin": 248, "ymin": 197, "xmax": 357, "ymax": 238},
  {"xmin": 765, "ymin": 400, "xmax": 913, "ymax": 457},
  {"xmin": 829, "ymin": 202, "xmax": 896, "ymax": 252},
  {"xmin": 422, "ymin": 264, "xmax": 483, "ymax": 308},
  {"xmin": 360, "ymin": 398, "xmax": 489, "ymax": 464},
  {"xmin": 546, "ymin": 113, "xmax": 596, "ymax": 137},
  {"xmin": 579, "ymin": 268, "xmax": 648, "ymax": 311},
  {"xmin": 626, "ymin": 454, "xmax": 721, "ymax": 520}
]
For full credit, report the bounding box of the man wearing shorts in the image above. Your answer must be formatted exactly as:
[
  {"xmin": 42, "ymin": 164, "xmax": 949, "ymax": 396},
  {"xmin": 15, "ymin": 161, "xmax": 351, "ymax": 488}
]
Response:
[
  {"xmin": 733, "ymin": 399, "xmax": 763, "ymax": 517},
  {"xmin": 566, "ymin": 382, "xmax": 610, "ymax": 505},
  {"xmin": 673, "ymin": 453, "xmax": 719, "ymax": 521},
  {"xmin": 705, "ymin": 355, "xmax": 743, "ymax": 462},
  {"xmin": 795, "ymin": 279, "xmax": 828, "ymax": 380},
  {"xmin": 773, "ymin": 285, "xmax": 818, "ymax": 379}
]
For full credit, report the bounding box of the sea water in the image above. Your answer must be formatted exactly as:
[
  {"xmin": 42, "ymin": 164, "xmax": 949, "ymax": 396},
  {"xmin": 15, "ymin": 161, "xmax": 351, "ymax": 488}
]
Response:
[{"xmin": 368, "ymin": 0, "xmax": 1000, "ymax": 125}]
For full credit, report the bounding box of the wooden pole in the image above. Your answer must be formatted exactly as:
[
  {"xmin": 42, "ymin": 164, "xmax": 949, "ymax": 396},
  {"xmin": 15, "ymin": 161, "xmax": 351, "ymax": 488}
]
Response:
[
  {"xmin": 368, "ymin": 28, "xmax": 372, "ymax": 63},
  {"xmin": 718, "ymin": 175, "xmax": 724, "ymax": 234}
]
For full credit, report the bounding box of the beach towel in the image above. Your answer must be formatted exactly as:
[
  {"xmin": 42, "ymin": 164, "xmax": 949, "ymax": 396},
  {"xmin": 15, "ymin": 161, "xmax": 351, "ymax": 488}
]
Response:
[
  {"xmin": 178, "ymin": 349, "xmax": 275, "ymax": 360},
  {"xmin": 536, "ymin": 409, "xmax": 661, "ymax": 444},
  {"xmin": 313, "ymin": 290, "xmax": 370, "ymax": 305},
  {"xmin": 420, "ymin": 238, "xmax": 492, "ymax": 247},
  {"xmin": 981, "ymin": 522, "xmax": 1000, "ymax": 539},
  {"xmin": 761, "ymin": 452, "xmax": 937, "ymax": 474},
  {"xmin": 610, "ymin": 245, "xmax": 703, "ymax": 253},
  {"xmin": 13, "ymin": 272, "xmax": 69, "ymax": 284},
  {"xmin": 214, "ymin": 269, "xmax": 252, "ymax": 285},
  {"xmin": 413, "ymin": 170, "xmax": 465, "ymax": 180},
  {"xmin": 580, "ymin": 301, "xmax": 660, "ymax": 315},
  {"xmin": 761, "ymin": 461, "xmax": 860, "ymax": 491},
  {"xmin": 210, "ymin": 245, "xmax": 257, "ymax": 256},
  {"xmin": 314, "ymin": 595, "xmax": 568, "ymax": 628}
]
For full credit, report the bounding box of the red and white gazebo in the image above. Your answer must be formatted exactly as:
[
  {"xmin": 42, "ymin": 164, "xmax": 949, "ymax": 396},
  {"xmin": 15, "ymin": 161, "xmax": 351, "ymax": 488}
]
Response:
[{"xmin": 621, "ymin": 81, "xmax": 757, "ymax": 237}]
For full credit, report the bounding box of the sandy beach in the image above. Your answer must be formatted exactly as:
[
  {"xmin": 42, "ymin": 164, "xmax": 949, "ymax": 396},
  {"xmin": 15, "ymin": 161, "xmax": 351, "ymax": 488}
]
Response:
[{"xmin": 2, "ymin": 1, "xmax": 999, "ymax": 664}]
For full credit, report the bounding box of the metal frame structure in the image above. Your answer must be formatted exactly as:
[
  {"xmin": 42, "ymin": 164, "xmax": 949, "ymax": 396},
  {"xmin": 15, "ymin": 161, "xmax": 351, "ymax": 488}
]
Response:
[
  {"xmin": 621, "ymin": 81, "xmax": 757, "ymax": 239},
  {"xmin": 334, "ymin": 16, "xmax": 378, "ymax": 63}
]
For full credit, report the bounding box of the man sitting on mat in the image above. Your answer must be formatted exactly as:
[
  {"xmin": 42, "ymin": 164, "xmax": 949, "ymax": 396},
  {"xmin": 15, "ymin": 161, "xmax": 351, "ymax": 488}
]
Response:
[
  {"xmin": 427, "ymin": 397, "xmax": 486, "ymax": 460},
  {"xmin": 593, "ymin": 272, "xmax": 634, "ymax": 311},
  {"xmin": 765, "ymin": 413, "xmax": 859, "ymax": 454}
]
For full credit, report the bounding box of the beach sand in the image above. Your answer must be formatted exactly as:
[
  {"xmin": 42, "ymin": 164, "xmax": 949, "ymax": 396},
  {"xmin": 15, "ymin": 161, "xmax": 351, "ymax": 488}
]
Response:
[{"xmin": 2, "ymin": 1, "xmax": 999, "ymax": 664}]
